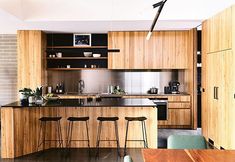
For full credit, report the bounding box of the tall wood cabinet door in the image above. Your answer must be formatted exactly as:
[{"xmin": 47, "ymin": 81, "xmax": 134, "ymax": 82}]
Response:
[
  {"xmin": 206, "ymin": 53, "xmax": 222, "ymax": 146},
  {"xmin": 17, "ymin": 30, "xmax": 46, "ymax": 90},
  {"xmin": 162, "ymin": 31, "xmax": 176, "ymax": 69},
  {"xmin": 207, "ymin": 7, "xmax": 232, "ymax": 53},
  {"xmin": 175, "ymin": 31, "xmax": 189, "ymax": 69},
  {"xmin": 129, "ymin": 32, "xmax": 145, "ymax": 69},
  {"xmin": 108, "ymin": 32, "xmax": 130, "ymax": 69},
  {"xmin": 201, "ymin": 21, "xmax": 208, "ymax": 139},
  {"xmin": 144, "ymin": 32, "xmax": 163, "ymax": 69},
  {"xmin": 223, "ymin": 50, "xmax": 235, "ymax": 149}
]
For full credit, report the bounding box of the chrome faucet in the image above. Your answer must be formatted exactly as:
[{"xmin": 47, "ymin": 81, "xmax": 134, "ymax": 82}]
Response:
[{"xmin": 78, "ymin": 80, "xmax": 85, "ymax": 94}]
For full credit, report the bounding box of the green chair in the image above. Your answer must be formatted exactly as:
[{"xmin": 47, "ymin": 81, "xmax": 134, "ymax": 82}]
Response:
[
  {"xmin": 167, "ymin": 135, "xmax": 207, "ymax": 149},
  {"xmin": 124, "ymin": 155, "xmax": 133, "ymax": 162}
]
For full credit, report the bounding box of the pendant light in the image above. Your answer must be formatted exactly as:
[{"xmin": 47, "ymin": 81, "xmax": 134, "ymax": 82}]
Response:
[{"xmin": 146, "ymin": 0, "xmax": 167, "ymax": 40}]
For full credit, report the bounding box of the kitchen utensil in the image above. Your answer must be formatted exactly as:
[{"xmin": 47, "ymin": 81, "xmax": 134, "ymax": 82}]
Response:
[
  {"xmin": 56, "ymin": 52, "xmax": 62, "ymax": 57},
  {"xmin": 148, "ymin": 87, "xmax": 158, "ymax": 94},
  {"xmin": 93, "ymin": 53, "xmax": 101, "ymax": 57},
  {"xmin": 84, "ymin": 52, "xmax": 92, "ymax": 57}
]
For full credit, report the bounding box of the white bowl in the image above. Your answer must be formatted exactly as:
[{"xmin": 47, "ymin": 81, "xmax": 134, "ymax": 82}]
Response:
[
  {"xmin": 93, "ymin": 54, "xmax": 101, "ymax": 57},
  {"xmin": 84, "ymin": 52, "xmax": 92, "ymax": 57}
]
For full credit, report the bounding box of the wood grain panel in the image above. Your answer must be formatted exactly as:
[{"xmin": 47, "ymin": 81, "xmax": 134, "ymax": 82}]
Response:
[
  {"xmin": 108, "ymin": 31, "xmax": 193, "ymax": 69},
  {"xmin": 175, "ymin": 31, "xmax": 189, "ymax": 69},
  {"xmin": 158, "ymin": 109, "xmax": 191, "ymax": 126},
  {"xmin": 17, "ymin": 30, "xmax": 46, "ymax": 91},
  {"xmin": 162, "ymin": 31, "xmax": 176, "ymax": 69},
  {"xmin": 1, "ymin": 108, "xmax": 15, "ymax": 158},
  {"xmin": 223, "ymin": 50, "xmax": 235, "ymax": 149},
  {"xmin": 207, "ymin": 6, "xmax": 232, "ymax": 53},
  {"xmin": 1, "ymin": 106, "xmax": 157, "ymax": 158},
  {"xmin": 168, "ymin": 102, "xmax": 190, "ymax": 109},
  {"xmin": 108, "ymin": 32, "xmax": 130, "ymax": 69},
  {"xmin": 144, "ymin": 32, "xmax": 163, "ymax": 69},
  {"xmin": 201, "ymin": 21, "xmax": 208, "ymax": 140}
]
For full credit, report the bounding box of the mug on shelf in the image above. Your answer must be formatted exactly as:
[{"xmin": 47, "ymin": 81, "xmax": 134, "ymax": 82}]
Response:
[{"xmin": 56, "ymin": 52, "xmax": 62, "ymax": 58}]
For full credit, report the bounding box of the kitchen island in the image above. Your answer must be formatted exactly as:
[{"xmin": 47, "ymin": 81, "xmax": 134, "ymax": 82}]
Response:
[{"xmin": 1, "ymin": 98, "xmax": 157, "ymax": 158}]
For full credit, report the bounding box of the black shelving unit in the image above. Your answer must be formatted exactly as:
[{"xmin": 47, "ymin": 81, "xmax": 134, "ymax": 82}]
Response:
[{"xmin": 46, "ymin": 33, "xmax": 108, "ymax": 70}]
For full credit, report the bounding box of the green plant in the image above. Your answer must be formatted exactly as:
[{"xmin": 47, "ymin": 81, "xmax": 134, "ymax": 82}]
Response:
[
  {"xmin": 35, "ymin": 86, "xmax": 43, "ymax": 97},
  {"xmin": 19, "ymin": 88, "xmax": 34, "ymax": 97}
]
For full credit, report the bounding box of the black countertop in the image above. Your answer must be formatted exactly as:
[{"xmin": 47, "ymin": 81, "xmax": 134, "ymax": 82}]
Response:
[{"xmin": 2, "ymin": 98, "xmax": 156, "ymax": 108}]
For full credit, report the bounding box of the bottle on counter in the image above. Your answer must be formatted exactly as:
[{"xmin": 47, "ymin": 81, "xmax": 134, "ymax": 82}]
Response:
[
  {"xmin": 55, "ymin": 84, "xmax": 59, "ymax": 93},
  {"xmin": 59, "ymin": 83, "xmax": 63, "ymax": 93}
]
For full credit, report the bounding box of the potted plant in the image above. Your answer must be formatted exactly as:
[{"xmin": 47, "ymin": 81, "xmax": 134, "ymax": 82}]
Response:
[
  {"xmin": 35, "ymin": 86, "xmax": 43, "ymax": 104},
  {"xmin": 19, "ymin": 88, "xmax": 33, "ymax": 103}
]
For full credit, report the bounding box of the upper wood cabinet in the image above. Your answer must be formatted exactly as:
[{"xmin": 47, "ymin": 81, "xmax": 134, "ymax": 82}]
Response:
[
  {"xmin": 17, "ymin": 30, "xmax": 47, "ymax": 90},
  {"xmin": 204, "ymin": 6, "xmax": 232, "ymax": 54},
  {"xmin": 108, "ymin": 30, "xmax": 193, "ymax": 69}
]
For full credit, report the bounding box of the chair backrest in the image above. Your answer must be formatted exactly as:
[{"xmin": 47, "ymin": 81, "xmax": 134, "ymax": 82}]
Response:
[
  {"xmin": 167, "ymin": 135, "xmax": 207, "ymax": 149},
  {"xmin": 124, "ymin": 155, "xmax": 133, "ymax": 162}
]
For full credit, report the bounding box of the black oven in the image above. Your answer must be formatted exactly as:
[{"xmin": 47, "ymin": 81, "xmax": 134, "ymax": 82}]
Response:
[{"xmin": 149, "ymin": 98, "xmax": 168, "ymax": 120}]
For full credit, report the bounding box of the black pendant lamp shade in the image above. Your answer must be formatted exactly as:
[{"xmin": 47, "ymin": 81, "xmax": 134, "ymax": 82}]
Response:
[{"xmin": 146, "ymin": 0, "xmax": 167, "ymax": 40}]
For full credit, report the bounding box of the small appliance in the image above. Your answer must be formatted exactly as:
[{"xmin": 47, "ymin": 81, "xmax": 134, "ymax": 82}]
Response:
[{"xmin": 164, "ymin": 81, "xmax": 180, "ymax": 94}]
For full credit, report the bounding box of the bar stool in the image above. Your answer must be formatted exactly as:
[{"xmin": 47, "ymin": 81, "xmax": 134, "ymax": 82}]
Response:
[
  {"xmin": 96, "ymin": 117, "xmax": 121, "ymax": 157},
  {"xmin": 66, "ymin": 116, "xmax": 90, "ymax": 149},
  {"xmin": 124, "ymin": 117, "xmax": 148, "ymax": 155},
  {"xmin": 37, "ymin": 117, "xmax": 63, "ymax": 151}
]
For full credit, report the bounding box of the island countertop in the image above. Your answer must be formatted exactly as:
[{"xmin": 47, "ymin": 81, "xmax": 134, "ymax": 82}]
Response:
[{"xmin": 2, "ymin": 98, "xmax": 156, "ymax": 108}]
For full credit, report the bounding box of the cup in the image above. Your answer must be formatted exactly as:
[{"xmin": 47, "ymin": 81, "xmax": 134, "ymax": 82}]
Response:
[
  {"xmin": 47, "ymin": 86, "xmax": 52, "ymax": 93},
  {"xmin": 67, "ymin": 65, "xmax": 71, "ymax": 68},
  {"xmin": 56, "ymin": 52, "xmax": 62, "ymax": 58}
]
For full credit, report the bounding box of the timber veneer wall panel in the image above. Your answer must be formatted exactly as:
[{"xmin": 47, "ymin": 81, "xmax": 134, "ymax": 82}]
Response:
[
  {"xmin": 17, "ymin": 30, "xmax": 47, "ymax": 91},
  {"xmin": 202, "ymin": 4, "xmax": 235, "ymax": 149}
]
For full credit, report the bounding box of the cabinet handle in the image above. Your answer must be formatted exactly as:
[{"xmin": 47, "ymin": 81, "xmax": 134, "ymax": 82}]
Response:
[
  {"xmin": 214, "ymin": 87, "xmax": 216, "ymax": 99},
  {"xmin": 214, "ymin": 87, "xmax": 219, "ymax": 100}
]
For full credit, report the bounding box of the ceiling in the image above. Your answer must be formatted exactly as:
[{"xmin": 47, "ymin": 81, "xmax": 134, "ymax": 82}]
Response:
[{"xmin": 0, "ymin": 0, "xmax": 234, "ymax": 34}]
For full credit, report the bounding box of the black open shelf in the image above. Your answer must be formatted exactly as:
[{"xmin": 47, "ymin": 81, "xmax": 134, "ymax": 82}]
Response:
[{"xmin": 46, "ymin": 33, "xmax": 108, "ymax": 70}]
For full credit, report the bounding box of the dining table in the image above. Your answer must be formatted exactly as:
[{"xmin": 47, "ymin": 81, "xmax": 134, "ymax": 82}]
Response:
[{"xmin": 142, "ymin": 149, "xmax": 235, "ymax": 162}]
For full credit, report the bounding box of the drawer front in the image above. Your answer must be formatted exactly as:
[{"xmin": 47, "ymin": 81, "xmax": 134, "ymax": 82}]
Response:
[
  {"xmin": 168, "ymin": 102, "xmax": 191, "ymax": 109},
  {"xmin": 167, "ymin": 95, "xmax": 190, "ymax": 102},
  {"xmin": 158, "ymin": 109, "xmax": 191, "ymax": 126}
]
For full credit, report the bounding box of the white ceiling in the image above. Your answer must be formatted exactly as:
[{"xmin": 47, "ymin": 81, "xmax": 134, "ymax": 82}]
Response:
[{"xmin": 0, "ymin": 0, "xmax": 234, "ymax": 34}]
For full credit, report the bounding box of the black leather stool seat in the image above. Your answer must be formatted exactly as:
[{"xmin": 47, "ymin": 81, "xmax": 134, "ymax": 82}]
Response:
[
  {"xmin": 67, "ymin": 117, "xmax": 89, "ymax": 121},
  {"xmin": 97, "ymin": 117, "xmax": 119, "ymax": 121},
  {"xmin": 39, "ymin": 117, "xmax": 62, "ymax": 121},
  {"xmin": 125, "ymin": 116, "xmax": 147, "ymax": 121}
]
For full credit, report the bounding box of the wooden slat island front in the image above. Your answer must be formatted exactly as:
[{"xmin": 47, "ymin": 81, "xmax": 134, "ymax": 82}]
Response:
[{"xmin": 1, "ymin": 99, "xmax": 157, "ymax": 158}]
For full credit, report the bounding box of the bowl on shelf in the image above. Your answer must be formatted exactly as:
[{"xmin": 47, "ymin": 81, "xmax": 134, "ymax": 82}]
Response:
[
  {"xmin": 93, "ymin": 53, "xmax": 101, "ymax": 57},
  {"xmin": 84, "ymin": 52, "xmax": 92, "ymax": 57}
]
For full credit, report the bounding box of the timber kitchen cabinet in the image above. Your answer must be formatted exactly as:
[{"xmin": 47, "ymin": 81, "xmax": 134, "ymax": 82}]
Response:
[
  {"xmin": 108, "ymin": 30, "xmax": 194, "ymax": 69},
  {"xmin": 202, "ymin": 4, "xmax": 235, "ymax": 149},
  {"xmin": 17, "ymin": 30, "xmax": 47, "ymax": 90},
  {"xmin": 205, "ymin": 7, "xmax": 232, "ymax": 53}
]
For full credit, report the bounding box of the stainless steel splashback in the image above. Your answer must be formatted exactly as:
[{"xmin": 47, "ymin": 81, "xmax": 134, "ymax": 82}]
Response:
[{"xmin": 47, "ymin": 70, "xmax": 181, "ymax": 94}]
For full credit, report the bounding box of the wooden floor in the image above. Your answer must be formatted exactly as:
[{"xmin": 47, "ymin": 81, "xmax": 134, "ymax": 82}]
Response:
[{"xmin": 0, "ymin": 148, "xmax": 144, "ymax": 162}]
